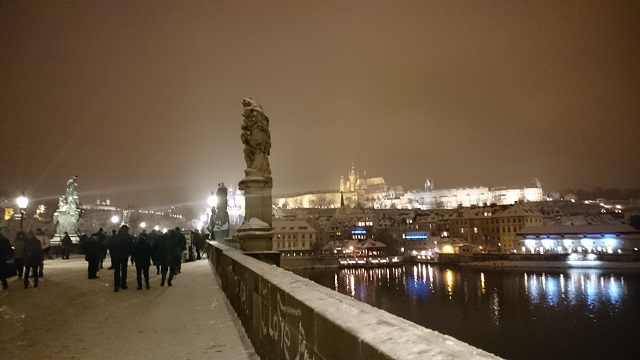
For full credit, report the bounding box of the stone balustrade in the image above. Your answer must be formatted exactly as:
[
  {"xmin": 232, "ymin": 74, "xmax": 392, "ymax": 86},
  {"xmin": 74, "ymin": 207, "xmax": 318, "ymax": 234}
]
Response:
[{"xmin": 206, "ymin": 241, "xmax": 501, "ymax": 360}]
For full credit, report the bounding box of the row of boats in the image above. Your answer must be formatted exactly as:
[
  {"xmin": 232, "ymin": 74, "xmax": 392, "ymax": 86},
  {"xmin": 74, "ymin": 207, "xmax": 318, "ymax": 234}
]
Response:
[{"xmin": 338, "ymin": 256, "xmax": 403, "ymax": 268}]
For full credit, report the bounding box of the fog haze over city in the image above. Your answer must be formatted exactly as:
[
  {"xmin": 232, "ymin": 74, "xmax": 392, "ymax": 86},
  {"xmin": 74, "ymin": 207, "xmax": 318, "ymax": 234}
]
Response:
[{"xmin": 1, "ymin": 1, "xmax": 638, "ymax": 212}]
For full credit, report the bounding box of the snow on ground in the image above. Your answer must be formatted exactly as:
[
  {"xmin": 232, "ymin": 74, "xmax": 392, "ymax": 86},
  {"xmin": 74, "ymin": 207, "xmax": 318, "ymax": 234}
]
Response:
[{"xmin": 0, "ymin": 256, "xmax": 258, "ymax": 360}]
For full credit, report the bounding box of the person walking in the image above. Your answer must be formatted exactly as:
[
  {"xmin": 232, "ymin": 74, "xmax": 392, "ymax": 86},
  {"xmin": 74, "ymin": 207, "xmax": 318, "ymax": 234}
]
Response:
[
  {"xmin": 158, "ymin": 229, "xmax": 179, "ymax": 287},
  {"xmin": 109, "ymin": 225, "xmax": 133, "ymax": 292},
  {"xmin": 94, "ymin": 228, "xmax": 107, "ymax": 269},
  {"xmin": 61, "ymin": 232, "xmax": 73, "ymax": 259},
  {"xmin": 150, "ymin": 229, "xmax": 161, "ymax": 275},
  {"xmin": 23, "ymin": 231, "xmax": 44, "ymax": 289},
  {"xmin": 85, "ymin": 235, "xmax": 101, "ymax": 279},
  {"xmin": 175, "ymin": 227, "xmax": 186, "ymax": 273},
  {"xmin": 132, "ymin": 232, "xmax": 152, "ymax": 290},
  {"xmin": 35, "ymin": 228, "xmax": 50, "ymax": 276},
  {"xmin": 0, "ymin": 232, "xmax": 14, "ymax": 290},
  {"xmin": 12, "ymin": 231, "xmax": 26, "ymax": 279},
  {"xmin": 106, "ymin": 229, "xmax": 117, "ymax": 270}
]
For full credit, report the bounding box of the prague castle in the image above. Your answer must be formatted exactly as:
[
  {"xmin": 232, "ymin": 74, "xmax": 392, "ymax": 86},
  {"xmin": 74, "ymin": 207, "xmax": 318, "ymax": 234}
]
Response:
[{"xmin": 275, "ymin": 163, "xmax": 544, "ymax": 209}]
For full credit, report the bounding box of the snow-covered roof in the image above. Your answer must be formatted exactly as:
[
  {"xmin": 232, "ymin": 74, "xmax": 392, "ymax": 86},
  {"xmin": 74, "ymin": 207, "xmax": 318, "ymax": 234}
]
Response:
[
  {"xmin": 272, "ymin": 219, "xmax": 315, "ymax": 233},
  {"xmin": 359, "ymin": 239, "xmax": 387, "ymax": 248},
  {"xmin": 493, "ymin": 202, "xmax": 540, "ymax": 217}
]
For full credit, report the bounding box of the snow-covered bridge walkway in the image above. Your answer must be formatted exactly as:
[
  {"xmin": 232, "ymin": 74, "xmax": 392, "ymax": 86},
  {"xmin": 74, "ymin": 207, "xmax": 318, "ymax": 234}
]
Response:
[{"xmin": 0, "ymin": 256, "xmax": 257, "ymax": 360}]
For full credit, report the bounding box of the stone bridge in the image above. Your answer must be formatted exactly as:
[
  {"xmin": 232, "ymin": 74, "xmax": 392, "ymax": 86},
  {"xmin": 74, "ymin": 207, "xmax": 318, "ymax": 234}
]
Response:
[{"xmin": 206, "ymin": 241, "xmax": 501, "ymax": 360}]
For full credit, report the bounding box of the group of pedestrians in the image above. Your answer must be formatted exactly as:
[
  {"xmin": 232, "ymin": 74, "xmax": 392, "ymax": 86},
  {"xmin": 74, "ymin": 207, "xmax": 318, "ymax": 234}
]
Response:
[
  {"xmin": 105, "ymin": 225, "xmax": 186, "ymax": 292},
  {"xmin": 82, "ymin": 228, "xmax": 107, "ymax": 279},
  {"xmin": 0, "ymin": 229, "xmax": 46, "ymax": 289},
  {"xmin": 1, "ymin": 225, "xmax": 189, "ymax": 293}
]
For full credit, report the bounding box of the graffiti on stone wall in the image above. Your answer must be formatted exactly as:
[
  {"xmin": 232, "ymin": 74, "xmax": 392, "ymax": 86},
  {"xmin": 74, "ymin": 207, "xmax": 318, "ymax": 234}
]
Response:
[
  {"xmin": 258, "ymin": 286, "xmax": 314, "ymax": 360},
  {"xmin": 223, "ymin": 262, "xmax": 315, "ymax": 360},
  {"xmin": 227, "ymin": 264, "xmax": 248, "ymax": 314}
]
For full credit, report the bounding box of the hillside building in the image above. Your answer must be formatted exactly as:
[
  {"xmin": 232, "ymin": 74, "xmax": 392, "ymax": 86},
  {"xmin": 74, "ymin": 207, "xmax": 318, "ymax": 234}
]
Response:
[{"xmin": 274, "ymin": 164, "xmax": 544, "ymax": 210}]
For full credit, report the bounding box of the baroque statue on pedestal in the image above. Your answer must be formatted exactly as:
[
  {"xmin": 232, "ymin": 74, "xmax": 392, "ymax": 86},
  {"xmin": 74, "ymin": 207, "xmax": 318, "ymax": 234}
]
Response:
[
  {"xmin": 209, "ymin": 182, "xmax": 230, "ymax": 240},
  {"xmin": 241, "ymin": 98, "xmax": 271, "ymax": 174},
  {"xmin": 53, "ymin": 175, "xmax": 80, "ymax": 238}
]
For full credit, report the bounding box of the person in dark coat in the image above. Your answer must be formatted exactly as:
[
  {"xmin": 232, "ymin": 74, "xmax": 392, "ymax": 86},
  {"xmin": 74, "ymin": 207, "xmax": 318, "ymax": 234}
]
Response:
[
  {"xmin": 194, "ymin": 230, "xmax": 205, "ymax": 260},
  {"xmin": 132, "ymin": 232, "xmax": 152, "ymax": 290},
  {"xmin": 157, "ymin": 229, "xmax": 179, "ymax": 287},
  {"xmin": 61, "ymin": 232, "xmax": 73, "ymax": 259},
  {"xmin": 35, "ymin": 228, "xmax": 50, "ymax": 276},
  {"xmin": 110, "ymin": 225, "xmax": 134, "ymax": 292},
  {"xmin": 85, "ymin": 235, "xmax": 101, "ymax": 279},
  {"xmin": 106, "ymin": 229, "xmax": 117, "ymax": 270},
  {"xmin": 93, "ymin": 228, "xmax": 107, "ymax": 269},
  {"xmin": 149, "ymin": 229, "xmax": 161, "ymax": 275},
  {"xmin": 23, "ymin": 231, "xmax": 44, "ymax": 289},
  {"xmin": 12, "ymin": 231, "xmax": 26, "ymax": 278},
  {"xmin": 175, "ymin": 227, "xmax": 186, "ymax": 273},
  {"xmin": 0, "ymin": 232, "xmax": 14, "ymax": 290}
]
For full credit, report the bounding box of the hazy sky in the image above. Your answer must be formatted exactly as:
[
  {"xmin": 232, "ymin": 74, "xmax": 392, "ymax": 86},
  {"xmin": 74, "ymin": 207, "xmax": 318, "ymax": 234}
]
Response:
[{"xmin": 1, "ymin": 1, "xmax": 639, "ymax": 212}]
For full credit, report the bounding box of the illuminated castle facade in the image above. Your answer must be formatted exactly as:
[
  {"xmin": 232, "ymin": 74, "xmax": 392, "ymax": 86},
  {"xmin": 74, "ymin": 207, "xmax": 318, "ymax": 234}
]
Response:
[{"xmin": 274, "ymin": 163, "xmax": 544, "ymax": 210}]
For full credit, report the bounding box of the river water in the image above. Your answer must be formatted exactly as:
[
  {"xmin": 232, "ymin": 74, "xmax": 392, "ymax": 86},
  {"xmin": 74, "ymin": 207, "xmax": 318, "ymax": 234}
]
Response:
[{"xmin": 291, "ymin": 264, "xmax": 640, "ymax": 360}]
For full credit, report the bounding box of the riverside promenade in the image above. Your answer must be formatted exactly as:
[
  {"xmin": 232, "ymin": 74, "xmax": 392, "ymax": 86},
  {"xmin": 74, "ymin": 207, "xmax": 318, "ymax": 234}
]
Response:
[{"xmin": 0, "ymin": 255, "xmax": 258, "ymax": 360}]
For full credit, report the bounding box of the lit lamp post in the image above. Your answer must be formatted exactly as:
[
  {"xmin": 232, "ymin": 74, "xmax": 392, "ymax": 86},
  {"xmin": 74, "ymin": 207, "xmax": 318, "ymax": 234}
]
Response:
[
  {"xmin": 16, "ymin": 194, "xmax": 29, "ymax": 231},
  {"xmin": 207, "ymin": 192, "xmax": 218, "ymax": 209},
  {"xmin": 198, "ymin": 214, "xmax": 208, "ymax": 232}
]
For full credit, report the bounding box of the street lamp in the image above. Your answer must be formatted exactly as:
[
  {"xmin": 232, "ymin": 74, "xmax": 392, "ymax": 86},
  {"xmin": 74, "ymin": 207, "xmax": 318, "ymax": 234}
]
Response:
[
  {"xmin": 111, "ymin": 215, "xmax": 119, "ymax": 230},
  {"xmin": 16, "ymin": 194, "xmax": 29, "ymax": 230},
  {"xmin": 207, "ymin": 192, "xmax": 218, "ymax": 208},
  {"xmin": 140, "ymin": 222, "xmax": 146, "ymax": 229}
]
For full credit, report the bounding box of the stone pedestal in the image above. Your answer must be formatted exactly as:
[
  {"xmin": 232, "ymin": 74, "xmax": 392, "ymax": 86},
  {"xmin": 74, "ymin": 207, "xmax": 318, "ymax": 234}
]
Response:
[
  {"xmin": 234, "ymin": 174, "xmax": 274, "ymax": 252},
  {"xmin": 238, "ymin": 175, "xmax": 273, "ymax": 228},
  {"xmin": 235, "ymin": 217, "xmax": 273, "ymax": 252},
  {"xmin": 51, "ymin": 234, "xmax": 80, "ymax": 245}
]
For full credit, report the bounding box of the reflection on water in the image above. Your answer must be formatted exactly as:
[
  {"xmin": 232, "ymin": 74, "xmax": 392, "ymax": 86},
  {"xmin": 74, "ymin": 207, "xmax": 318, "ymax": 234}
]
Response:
[
  {"xmin": 523, "ymin": 270, "xmax": 625, "ymax": 314},
  {"xmin": 293, "ymin": 265, "xmax": 640, "ymax": 360}
]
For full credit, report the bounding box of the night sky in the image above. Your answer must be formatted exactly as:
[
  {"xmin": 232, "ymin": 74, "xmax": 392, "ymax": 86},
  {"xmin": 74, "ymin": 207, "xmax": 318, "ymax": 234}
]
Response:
[{"xmin": 1, "ymin": 1, "xmax": 638, "ymax": 212}]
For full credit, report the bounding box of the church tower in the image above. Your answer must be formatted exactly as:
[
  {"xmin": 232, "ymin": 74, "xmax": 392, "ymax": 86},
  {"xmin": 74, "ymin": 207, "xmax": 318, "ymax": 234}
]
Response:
[{"xmin": 348, "ymin": 161, "xmax": 357, "ymax": 192}]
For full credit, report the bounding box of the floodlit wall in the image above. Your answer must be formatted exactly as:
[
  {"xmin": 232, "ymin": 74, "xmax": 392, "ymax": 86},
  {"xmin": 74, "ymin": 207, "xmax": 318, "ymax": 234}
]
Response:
[{"xmin": 206, "ymin": 241, "xmax": 501, "ymax": 360}]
